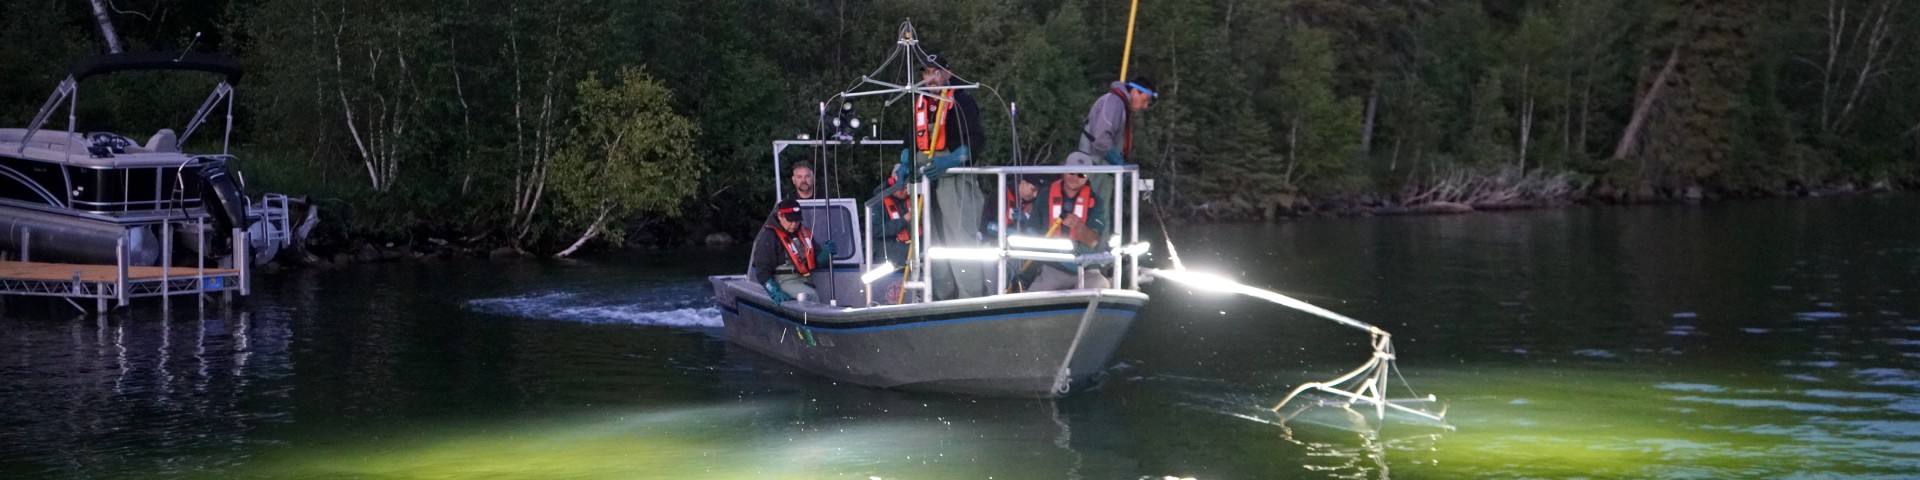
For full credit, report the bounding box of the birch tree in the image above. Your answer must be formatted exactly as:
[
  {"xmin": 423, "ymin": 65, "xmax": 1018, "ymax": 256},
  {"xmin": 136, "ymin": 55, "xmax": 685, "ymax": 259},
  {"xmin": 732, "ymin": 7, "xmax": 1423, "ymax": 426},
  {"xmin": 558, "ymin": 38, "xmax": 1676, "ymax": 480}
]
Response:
[{"xmin": 548, "ymin": 67, "xmax": 703, "ymax": 257}]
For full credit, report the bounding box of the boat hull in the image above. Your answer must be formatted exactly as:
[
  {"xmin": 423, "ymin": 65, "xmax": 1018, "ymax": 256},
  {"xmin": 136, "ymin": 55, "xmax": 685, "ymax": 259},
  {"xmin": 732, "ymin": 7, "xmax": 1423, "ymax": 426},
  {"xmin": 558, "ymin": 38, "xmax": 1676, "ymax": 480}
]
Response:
[{"xmin": 712, "ymin": 275, "xmax": 1145, "ymax": 397}]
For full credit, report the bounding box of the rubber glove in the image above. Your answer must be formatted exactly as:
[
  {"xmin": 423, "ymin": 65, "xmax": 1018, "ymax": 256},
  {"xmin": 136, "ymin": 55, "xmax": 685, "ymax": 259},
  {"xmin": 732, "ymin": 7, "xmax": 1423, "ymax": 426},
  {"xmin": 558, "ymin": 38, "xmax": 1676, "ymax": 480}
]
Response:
[
  {"xmin": 920, "ymin": 145, "xmax": 970, "ymax": 180},
  {"xmin": 1102, "ymin": 149, "xmax": 1125, "ymax": 165},
  {"xmin": 763, "ymin": 278, "xmax": 791, "ymax": 305},
  {"xmin": 897, "ymin": 149, "xmax": 915, "ymax": 176},
  {"xmin": 816, "ymin": 240, "xmax": 836, "ymax": 265}
]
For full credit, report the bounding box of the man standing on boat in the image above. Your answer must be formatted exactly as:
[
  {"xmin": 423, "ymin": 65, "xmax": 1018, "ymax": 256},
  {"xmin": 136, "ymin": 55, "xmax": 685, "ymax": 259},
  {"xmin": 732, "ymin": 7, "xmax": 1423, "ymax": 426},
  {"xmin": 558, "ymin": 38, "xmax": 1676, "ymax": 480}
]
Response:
[
  {"xmin": 900, "ymin": 52, "xmax": 988, "ymax": 301},
  {"xmin": 1064, "ymin": 76, "xmax": 1156, "ymax": 215},
  {"xmin": 1065, "ymin": 77, "xmax": 1156, "ymax": 168},
  {"xmin": 752, "ymin": 198, "xmax": 834, "ymax": 305},
  {"xmin": 1028, "ymin": 171, "xmax": 1109, "ymax": 291}
]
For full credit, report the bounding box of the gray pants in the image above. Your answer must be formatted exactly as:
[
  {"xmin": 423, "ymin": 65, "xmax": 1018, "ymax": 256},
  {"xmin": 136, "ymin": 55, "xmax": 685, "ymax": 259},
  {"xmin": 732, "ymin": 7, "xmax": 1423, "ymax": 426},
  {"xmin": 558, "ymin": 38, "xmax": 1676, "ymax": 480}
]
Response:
[
  {"xmin": 774, "ymin": 272, "xmax": 819, "ymax": 302},
  {"xmin": 1028, "ymin": 265, "xmax": 1109, "ymax": 292},
  {"xmin": 930, "ymin": 174, "xmax": 986, "ymax": 300}
]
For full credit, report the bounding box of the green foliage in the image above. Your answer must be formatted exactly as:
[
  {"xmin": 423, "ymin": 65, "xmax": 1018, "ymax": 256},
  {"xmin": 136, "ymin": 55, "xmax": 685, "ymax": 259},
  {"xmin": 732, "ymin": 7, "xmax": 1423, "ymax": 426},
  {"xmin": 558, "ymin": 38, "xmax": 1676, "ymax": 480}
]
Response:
[
  {"xmin": 3, "ymin": 0, "xmax": 1917, "ymax": 244},
  {"xmin": 547, "ymin": 67, "xmax": 704, "ymax": 247}
]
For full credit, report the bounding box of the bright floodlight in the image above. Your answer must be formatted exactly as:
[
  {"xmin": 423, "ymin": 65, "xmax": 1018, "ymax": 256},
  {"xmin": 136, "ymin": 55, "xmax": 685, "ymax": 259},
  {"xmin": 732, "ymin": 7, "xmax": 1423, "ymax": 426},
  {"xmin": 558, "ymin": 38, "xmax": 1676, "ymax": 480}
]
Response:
[
  {"xmin": 1121, "ymin": 242, "xmax": 1151, "ymax": 256},
  {"xmin": 1006, "ymin": 235, "xmax": 1073, "ymax": 251},
  {"xmin": 860, "ymin": 261, "xmax": 896, "ymax": 284}
]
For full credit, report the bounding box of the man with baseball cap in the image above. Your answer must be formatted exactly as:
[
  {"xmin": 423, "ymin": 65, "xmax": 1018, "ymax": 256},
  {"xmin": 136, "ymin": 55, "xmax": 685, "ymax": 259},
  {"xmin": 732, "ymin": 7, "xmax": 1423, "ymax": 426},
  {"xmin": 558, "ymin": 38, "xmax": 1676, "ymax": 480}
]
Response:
[{"xmin": 751, "ymin": 198, "xmax": 835, "ymax": 305}]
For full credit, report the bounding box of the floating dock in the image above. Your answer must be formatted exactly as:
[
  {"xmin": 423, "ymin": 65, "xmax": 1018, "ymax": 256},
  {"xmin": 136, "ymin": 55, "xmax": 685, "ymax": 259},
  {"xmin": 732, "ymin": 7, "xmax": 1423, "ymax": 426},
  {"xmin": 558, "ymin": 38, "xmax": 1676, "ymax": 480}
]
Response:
[{"xmin": 0, "ymin": 225, "xmax": 251, "ymax": 312}]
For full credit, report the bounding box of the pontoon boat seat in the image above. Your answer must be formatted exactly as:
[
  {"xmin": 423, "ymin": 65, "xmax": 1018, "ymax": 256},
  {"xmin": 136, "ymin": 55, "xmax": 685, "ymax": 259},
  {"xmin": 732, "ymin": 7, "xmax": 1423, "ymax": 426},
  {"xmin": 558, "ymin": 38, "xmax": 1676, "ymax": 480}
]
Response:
[{"xmin": 145, "ymin": 129, "xmax": 179, "ymax": 153}]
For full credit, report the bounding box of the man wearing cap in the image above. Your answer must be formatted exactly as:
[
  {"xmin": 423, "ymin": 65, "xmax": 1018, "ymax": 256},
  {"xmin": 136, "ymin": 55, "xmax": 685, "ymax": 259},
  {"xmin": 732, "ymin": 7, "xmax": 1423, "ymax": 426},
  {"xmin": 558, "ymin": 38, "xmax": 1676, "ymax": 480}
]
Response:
[
  {"xmin": 986, "ymin": 174, "xmax": 1050, "ymax": 291},
  {"xmin": 869, "ymin": 172, "xmax": 916, "ymax": 303},
  {"xmin": 1066, "ymin": 76, "xmax": 1157, "ymax": 168},
  {"xmin": 1027, "ymin": 171, "xmax": 1110, "ymax": 291},
  {"xmin": 897, "ymin": 52, "xmax": 988, "ymax": 301},
  {"xmin": 752, "ymin": 198, "xmax": 835, "ymax": 305},
  {"xmin": 872, "ymin": 172, "xmax": 915, "ymax": 267}
]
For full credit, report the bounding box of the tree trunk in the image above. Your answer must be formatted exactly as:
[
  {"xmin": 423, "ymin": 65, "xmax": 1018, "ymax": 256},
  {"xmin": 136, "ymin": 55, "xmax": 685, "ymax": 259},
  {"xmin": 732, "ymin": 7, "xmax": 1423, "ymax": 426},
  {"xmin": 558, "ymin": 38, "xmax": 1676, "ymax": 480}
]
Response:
[
  {"xmin": 1360, "ymin": 84, "xmax": 1378, "ymax": 155},
  {"xmin": 1517, "ymin": 64, "xmax": 1533, "ymax": 170},
  {"xmin": 552, "ymin": 206, "xmax": 613, "ymax": 258},
  {"xmin": 1612, "ymin": 48, "xmax": 1681, "ymax": 161},
  {"xmin": 87, "ymin": 0, "xmax": 125, "ymax": 54}
]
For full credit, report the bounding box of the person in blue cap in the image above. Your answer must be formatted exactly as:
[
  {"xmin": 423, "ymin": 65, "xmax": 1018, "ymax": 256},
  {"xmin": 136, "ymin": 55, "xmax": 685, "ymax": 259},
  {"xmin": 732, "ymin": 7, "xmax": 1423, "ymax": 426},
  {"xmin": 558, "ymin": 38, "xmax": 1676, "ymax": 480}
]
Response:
[{"xmin": 1065, "ymin": 76, "xmax": 1156, "ymax": 167}]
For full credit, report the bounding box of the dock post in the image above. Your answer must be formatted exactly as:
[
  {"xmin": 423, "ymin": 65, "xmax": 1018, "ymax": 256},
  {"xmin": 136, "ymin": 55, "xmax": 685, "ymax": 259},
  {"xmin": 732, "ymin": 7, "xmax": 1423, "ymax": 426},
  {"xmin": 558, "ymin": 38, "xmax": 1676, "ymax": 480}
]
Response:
[
  {"xmin": 162, "ymin": 221, "xmax": 172, "ymax": 309},
  {"xmin": 19, "ymin": 227, "xmax": 28, "ymax": 262},
  {"xmin": 116, "ymin": 235, "xmax": 128, "ymax": 307},
  {"xmin": 235, "ymin": 227, "xmax": 249, "ymax": 296}
]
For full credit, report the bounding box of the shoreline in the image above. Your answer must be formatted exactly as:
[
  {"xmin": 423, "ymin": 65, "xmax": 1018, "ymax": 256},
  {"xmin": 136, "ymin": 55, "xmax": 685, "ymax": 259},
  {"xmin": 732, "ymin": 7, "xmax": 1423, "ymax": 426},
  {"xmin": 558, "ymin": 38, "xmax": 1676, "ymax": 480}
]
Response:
[{"xmin": 269, "ymin": 182, "xmax": 1909, "ymax": 271}]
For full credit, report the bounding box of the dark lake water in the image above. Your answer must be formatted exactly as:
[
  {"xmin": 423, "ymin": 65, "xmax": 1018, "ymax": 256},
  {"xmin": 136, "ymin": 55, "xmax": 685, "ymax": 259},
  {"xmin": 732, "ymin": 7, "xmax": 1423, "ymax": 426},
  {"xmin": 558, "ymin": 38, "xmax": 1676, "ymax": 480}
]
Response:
[{"xmin": 4, "ymin": 195, "xmax": 1918, "ymax": 479}]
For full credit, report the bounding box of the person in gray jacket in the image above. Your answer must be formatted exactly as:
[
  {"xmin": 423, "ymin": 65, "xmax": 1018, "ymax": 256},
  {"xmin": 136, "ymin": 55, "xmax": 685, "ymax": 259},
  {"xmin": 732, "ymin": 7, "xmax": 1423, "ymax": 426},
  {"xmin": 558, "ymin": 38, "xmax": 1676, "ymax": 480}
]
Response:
[
  {"xmin": 1063, "ymin": 77, "xmax": 1155, "ymax": 242},
  {"xmin": 1065, "ymin": 77, "xmax": 1157, "ymax": 167}
]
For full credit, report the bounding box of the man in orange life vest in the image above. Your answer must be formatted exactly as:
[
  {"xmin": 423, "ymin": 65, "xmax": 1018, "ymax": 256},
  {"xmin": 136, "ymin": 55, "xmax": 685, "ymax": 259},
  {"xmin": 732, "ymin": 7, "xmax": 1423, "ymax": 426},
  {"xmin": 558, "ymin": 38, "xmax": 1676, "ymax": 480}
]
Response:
[
  {"xmin": 873, "ymin": 172, "xmax": 914, "ymax": 266},
  {"xmin": 868, "ymin": 172, "xmax": 916, "ymax": 303},
  {"xmin": 985, "ymin": 174, "xmax": 1049, "ymax": 291},
  {"xmin": 896, "ymin": 52, "xmax": 988, "ymax": 300},
  {"xmin": 1027, "ymin": 171, "xmax": 1111, "ymax": 291},
  {"xmin": 752, "ymin": 198, "xmax": 835, "ymax": 305}
]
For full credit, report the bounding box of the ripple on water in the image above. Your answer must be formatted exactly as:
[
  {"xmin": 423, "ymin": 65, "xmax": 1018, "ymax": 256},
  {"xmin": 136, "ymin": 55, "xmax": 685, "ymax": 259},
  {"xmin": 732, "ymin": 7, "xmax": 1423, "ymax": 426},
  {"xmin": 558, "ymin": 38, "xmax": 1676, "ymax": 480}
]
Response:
[
  {"xmin": 1670, "ymin": 396, "xmax": 1872, "ymax": 413},
  {"xmin": 1655, "ymin": 383, "xmax": 1727, "ymax": 393},
  {"xmin": 465, "ymin": 290, "xmax": 722, "ymax": 328},
  {"xmin": 1796, "ymin": 312, "xmax": 1848, "ymax": 321},
  {"xmin": 1854, "ymin": 369, "xmax": 1920, "ymax": 389}
]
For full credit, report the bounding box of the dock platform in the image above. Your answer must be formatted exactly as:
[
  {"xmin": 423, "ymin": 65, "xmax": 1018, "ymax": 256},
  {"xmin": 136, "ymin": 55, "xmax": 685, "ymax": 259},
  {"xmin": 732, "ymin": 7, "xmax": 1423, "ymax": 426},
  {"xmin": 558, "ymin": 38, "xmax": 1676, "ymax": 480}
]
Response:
[
  {"xmin": 0, "ymin": 225, "xmax": 253, "ymax": 312},
  {"xmin": 0, "ymin": 260, "xmax": 245, "ymax": 311}
]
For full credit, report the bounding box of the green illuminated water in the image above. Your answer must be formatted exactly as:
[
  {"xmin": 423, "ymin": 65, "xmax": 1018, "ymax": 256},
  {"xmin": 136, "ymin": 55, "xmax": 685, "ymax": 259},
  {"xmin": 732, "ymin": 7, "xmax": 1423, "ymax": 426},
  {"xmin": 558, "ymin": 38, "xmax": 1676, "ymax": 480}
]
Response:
[{"xmin": 3, "ymin": 196, "xmax": 1917, "ymax": 479}]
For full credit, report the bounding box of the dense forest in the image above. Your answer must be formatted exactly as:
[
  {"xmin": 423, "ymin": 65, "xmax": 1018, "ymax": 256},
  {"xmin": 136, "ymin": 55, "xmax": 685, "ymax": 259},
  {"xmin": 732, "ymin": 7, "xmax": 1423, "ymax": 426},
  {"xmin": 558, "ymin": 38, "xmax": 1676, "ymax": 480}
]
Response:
[{"xmin": 3, "ymin": 0, "xmax": 1917, "ymax": 255}]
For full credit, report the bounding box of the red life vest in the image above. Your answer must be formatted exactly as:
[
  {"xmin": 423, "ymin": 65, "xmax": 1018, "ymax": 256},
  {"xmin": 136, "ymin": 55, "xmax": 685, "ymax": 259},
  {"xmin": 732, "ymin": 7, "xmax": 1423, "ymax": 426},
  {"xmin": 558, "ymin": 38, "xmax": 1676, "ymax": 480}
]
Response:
[
  {"xmin": 1005, "ymin": 190, "xmax": 1019, "ymax": 226},
  {"xmin": 1047, "ymin": 180, "xmax": 1097, "ymax": 238},
  {"xmin": 881, "ymin": 195, "xmax": 912, "ymax": 243},
  {"xmin": 767, "ymin": 224, "xmax": 818, "ymax": 277},
  {"xmin": 914, "ymin": 91, "xmax": 954, "ymax": 154}
]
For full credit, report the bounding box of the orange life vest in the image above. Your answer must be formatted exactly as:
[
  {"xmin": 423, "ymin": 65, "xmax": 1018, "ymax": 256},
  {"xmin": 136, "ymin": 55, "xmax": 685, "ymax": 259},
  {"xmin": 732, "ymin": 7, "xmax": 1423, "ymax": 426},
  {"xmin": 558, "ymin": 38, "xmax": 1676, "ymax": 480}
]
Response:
[
  {"xmin": 881, "ymin": 195, "xmax": 912, "ymax": 243},
  {"xmin": 1047, "ymin": 180, "xmax": 1097, "ymax": 239},
  {"xmin": 767, "ymin": 224, "xmax": 818, "ymax": 277},
  {"xmin": 914, "ymin": 91, "xmax": 954, "ymax": 154}
]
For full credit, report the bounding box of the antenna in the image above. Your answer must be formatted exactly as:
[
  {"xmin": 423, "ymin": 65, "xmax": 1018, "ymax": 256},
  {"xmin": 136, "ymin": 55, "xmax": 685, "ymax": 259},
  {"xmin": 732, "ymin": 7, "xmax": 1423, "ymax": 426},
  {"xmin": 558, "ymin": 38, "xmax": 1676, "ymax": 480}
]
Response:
[{"xmin": 175, "ymin": 32, "xmax": 202, "ymax": 61}]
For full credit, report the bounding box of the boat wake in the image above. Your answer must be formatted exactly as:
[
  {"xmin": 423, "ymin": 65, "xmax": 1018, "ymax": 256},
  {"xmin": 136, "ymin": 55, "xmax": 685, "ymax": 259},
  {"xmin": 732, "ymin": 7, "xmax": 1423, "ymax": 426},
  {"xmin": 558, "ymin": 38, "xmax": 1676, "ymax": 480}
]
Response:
[{"xmin": 465, "ymin": 285, "xmax": 721, "ymax": 328}]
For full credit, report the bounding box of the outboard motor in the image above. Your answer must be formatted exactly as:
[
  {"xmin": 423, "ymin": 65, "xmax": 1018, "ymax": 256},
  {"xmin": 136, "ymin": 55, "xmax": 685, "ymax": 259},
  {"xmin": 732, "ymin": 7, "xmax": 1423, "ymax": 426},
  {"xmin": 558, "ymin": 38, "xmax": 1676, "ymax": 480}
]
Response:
[{"xmin": 197, "ymin": 159, "xmax": 249, "ymax": 257}]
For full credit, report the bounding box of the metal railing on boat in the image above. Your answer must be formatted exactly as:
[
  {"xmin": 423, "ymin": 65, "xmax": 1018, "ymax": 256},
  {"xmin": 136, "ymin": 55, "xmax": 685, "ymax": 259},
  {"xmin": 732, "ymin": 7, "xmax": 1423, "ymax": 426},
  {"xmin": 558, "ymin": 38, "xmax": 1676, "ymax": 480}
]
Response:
[
  {"xmin": 0, "ymin": 217, "xmax": 250, "ymax": 313},
  {"xmin": 861, "ymin": 164, "xmax": 1151, "ymax": 305}
]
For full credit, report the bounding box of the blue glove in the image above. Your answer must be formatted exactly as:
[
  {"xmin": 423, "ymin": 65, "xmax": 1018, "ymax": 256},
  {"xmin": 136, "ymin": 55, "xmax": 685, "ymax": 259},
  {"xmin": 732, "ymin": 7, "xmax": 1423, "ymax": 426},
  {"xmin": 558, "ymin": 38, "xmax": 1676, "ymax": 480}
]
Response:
[
  {"xmin": 898, "ymin": 149, "xmax": 915, "ymax": 175},
  {"xmin": 816, "ymin": 240, "xmax": 836, "ymax": 265},
  {"xmin": 763, "ymin": 278, "xmax": 792, "ymax": 305},
  {"xmin": 920, "ymin": 145, "xmax": 969, "ymax": 179},
  {"xmin": 1102, "ymin": 149, "xmax": 1125, "ymax": 165}
]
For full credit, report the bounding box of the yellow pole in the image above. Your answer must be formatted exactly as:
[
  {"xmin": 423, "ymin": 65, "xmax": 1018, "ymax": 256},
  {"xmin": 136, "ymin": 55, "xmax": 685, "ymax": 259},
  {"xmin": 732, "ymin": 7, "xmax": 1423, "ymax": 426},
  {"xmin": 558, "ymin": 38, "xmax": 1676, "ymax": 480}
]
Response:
[{"xmin": 1119, "ymin": 0, "xmax": 1141, "ymax": 81}]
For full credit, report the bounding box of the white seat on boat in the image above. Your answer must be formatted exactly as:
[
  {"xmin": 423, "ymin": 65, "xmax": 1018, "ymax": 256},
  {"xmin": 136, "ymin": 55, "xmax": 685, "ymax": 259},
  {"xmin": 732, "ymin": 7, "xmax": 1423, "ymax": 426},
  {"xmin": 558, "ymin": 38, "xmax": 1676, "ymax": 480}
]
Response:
[{"xmin": 145, "ymin": 129, "xmax": 179, "ymax": 153}]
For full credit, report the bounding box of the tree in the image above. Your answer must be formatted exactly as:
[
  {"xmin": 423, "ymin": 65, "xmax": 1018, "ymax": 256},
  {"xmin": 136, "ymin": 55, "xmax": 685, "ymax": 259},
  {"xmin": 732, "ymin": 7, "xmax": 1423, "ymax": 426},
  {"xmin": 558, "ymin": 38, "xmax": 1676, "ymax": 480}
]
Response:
[{"xmin": 548, "ymin": 67, "xmax": 704, "ymax": 257}]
